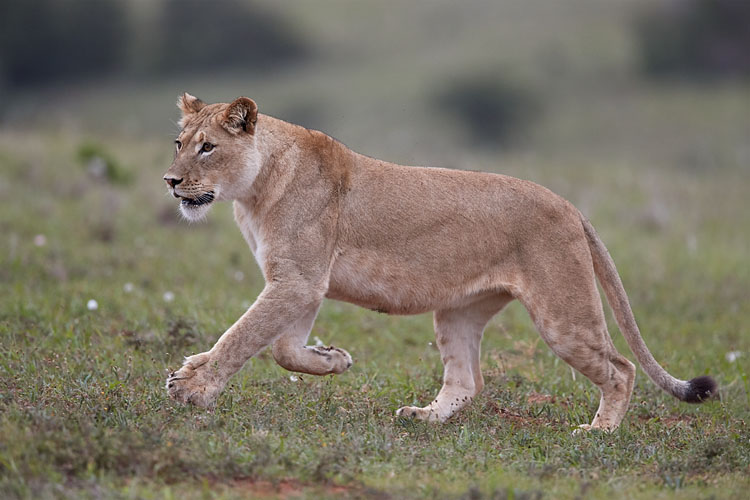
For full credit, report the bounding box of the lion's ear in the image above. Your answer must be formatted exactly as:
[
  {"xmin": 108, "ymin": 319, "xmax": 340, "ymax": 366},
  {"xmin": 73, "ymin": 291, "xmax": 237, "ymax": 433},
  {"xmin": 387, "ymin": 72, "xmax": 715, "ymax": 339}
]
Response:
[
  {"xmin": 177, "ymin": 93, "xmax": 206, "ymax": 125},
  {"xmin": 223, "ymin": 97, "xmax": 258, "ymax": 134}
]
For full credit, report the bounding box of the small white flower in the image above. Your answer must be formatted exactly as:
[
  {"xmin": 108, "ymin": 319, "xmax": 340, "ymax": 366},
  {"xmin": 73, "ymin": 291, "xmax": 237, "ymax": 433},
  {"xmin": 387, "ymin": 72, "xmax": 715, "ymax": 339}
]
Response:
[
  {"xmin": 163, "ymin": 291, "xmax": 175, "ymax": 302},
  {"xmin": 34, "ymin": 234, "xmax": 47, "ymax": 247},
  {"xmin": 86, "ymin": 157, "xmax": 107, "ymax": 179},
  {"xmin": 123, "ymin": 282, "xmax": 135, "ymax": 293},
  {"xmin": 726, "ymin": 351, "xmax": 742, "ymax": 363},
  {"xmin": 289, "ymin": 375, "xmax": 299, "ymax": 382},
  {"xmin": 686, "ymin": 233, "xmax": 698, "ymax": 254},
  {"xmin": 233, "ymin": 270, "xmax": 244, "ymax": 282},
  {"xmin": 427, "ymin": 342, "xmax": 433, "ymax": 346},
  {"xmin": 241, "ymin": 300, "xmax": 251, "ymax": 309},
  {"xmin": 314, "ymin": 336, "xmax": 324, "ymax": 347},
  {"xmin": 86, "ymin": 299, "xmax": 98, "ymax": 311}
]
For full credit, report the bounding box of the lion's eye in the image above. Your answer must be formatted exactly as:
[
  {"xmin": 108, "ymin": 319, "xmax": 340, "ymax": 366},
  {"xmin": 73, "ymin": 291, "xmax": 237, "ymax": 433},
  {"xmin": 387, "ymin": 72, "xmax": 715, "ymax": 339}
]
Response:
[
  {"xmin": 201, "ymin": 142, "xmax": 214, "ymax": 153},
  {"xmin": 175, "ymin": 140, "xmax": 182, "ymax": 150}
]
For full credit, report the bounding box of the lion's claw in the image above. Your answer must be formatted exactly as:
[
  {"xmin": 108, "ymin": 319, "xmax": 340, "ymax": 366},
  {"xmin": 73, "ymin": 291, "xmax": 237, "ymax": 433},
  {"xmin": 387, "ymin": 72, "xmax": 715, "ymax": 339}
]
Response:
[{"xmin": 166, "ymin": 352, "xmax": 225, "ymax": 408}]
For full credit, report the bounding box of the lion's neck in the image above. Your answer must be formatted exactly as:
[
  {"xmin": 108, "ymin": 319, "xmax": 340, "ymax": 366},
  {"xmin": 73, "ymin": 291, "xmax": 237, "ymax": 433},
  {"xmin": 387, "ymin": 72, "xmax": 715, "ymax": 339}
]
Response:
[
  {"xmin": 249, "ymin": 114, "xmax": 353, "ymax": 206},
  {"xmin": 234, "ymin": 115, "xmax": 296, "ymax": 208}
]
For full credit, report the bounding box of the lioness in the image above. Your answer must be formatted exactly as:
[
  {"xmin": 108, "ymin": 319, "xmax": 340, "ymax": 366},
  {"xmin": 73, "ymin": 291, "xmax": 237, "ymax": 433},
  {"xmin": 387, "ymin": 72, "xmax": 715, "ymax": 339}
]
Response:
[{"xmin": 164, "ymin": 93, "xmax": 715, "ymax": 431}]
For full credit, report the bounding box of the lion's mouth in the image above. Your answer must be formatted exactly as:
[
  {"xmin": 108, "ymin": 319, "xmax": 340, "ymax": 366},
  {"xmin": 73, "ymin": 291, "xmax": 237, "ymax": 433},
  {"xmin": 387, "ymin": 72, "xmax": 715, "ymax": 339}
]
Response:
[{"xmin": 179, "ymin": 191, "xmax": 215, "ymax": 207}]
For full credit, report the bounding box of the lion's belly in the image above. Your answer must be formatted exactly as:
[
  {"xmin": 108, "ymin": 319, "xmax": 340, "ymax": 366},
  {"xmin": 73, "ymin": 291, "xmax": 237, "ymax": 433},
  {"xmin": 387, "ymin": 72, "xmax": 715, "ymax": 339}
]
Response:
[
  {"xmin": 325, "ymin": 248, "xmax": 506, "ymax": 315},
  {"xmin": 326, "ymin": 257, "xmax": 421, "ymax": 314}
]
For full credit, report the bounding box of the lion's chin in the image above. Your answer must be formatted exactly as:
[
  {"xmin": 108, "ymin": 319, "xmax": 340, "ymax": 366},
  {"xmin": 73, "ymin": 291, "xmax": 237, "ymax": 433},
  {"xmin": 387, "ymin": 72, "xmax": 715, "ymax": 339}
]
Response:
[
  {"xmin": 179, "ymin": 200, "xmax": 213, "ymax": 221},
  {"xmin": 177, "ymin": 191, "xmax": 215, "ymax": 222}
]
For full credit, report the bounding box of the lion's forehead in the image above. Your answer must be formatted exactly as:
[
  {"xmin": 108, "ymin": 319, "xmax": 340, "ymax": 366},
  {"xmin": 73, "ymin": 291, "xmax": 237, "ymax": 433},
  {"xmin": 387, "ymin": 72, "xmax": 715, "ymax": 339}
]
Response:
[{"xmin": 179, "ymin": 104, "xmax": 228, "ymax": 142}]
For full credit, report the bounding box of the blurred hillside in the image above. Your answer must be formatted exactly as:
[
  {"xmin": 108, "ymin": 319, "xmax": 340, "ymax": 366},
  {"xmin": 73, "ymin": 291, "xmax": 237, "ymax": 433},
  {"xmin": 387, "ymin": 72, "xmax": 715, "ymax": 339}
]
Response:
[
  {"xmin": 0, "ymin": 0, "xmax": 307, "ymax": 87},
  {"xmin": 0, "ymin": 0, "xmax": 748, "ymax": 171}
]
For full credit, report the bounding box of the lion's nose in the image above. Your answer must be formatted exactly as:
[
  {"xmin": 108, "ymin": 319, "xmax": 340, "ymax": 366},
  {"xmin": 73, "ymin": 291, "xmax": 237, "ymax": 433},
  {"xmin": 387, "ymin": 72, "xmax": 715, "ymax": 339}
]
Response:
[{"xmin": 164, "ymin": 176, "xmax": 183, "ymax": 188}]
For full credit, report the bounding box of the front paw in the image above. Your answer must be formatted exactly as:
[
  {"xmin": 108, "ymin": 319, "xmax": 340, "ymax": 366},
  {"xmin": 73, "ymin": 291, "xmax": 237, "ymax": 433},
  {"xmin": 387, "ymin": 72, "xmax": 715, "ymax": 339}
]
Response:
[
  {"xmin": 308, "ymin": 345, "xmax": 353, "ymax": 374},
  {"xmin": 166, "ymin": 352, "xmax": 225, "ymax": 408}
]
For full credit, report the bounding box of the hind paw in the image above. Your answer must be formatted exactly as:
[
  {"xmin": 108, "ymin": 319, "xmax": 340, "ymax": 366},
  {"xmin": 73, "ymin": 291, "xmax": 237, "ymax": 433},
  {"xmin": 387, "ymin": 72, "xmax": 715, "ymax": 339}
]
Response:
[{"xmin": 396, "ymin": 405, "xmax": 444, "ymax": 422}]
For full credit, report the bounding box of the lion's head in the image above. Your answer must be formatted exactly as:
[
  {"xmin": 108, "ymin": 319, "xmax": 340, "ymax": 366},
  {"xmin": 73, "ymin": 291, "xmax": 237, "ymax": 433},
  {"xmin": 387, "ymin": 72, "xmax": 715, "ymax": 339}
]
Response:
[{"xmin": 163, "ymin": 93, "xmax": 260, "ymax": 221}]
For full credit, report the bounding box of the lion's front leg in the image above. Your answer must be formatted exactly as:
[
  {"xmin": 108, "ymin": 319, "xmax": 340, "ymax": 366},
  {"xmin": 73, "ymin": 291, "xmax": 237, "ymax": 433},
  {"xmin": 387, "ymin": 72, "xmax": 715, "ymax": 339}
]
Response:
[
  {"xmin": 166, "ymin": 281, "xmax": 325, "ymax": 408},
  {"xmin": 271, "ymin": 307, "xmax": 353, "ymax": 376}
]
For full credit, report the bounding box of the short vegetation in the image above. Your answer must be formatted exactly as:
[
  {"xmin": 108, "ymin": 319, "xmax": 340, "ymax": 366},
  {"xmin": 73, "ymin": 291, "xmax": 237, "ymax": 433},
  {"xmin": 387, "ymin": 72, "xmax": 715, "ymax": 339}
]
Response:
[{"xmin": 1, "ymin": 1, "xmax": 749, "ymax": 498}]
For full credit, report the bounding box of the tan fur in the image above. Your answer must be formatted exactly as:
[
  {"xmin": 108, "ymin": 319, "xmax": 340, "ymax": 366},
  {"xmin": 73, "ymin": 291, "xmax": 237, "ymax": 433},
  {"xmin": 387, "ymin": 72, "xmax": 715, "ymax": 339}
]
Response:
[{"xmin": 164, "ymin": 94, "xmax": 714, "ymax": 431}]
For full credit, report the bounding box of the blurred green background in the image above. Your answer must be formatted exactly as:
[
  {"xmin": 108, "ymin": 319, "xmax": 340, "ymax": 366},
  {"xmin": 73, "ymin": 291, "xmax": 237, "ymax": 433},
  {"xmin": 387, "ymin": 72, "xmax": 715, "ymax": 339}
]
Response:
[
  {"xmin": 1, "ymin": 1, "xmax": 749, "ymax": 498},
  {"xmin": 2, "ymin": 0, "xmax": 748, "ymax": 165}
]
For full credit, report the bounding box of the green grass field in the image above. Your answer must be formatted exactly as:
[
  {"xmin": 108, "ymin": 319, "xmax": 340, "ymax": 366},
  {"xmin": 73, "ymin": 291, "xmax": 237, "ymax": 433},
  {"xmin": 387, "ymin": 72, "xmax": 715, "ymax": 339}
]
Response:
[
  {"xmin": 1, "ymin": 123, "xmax": 748, "ymax": 498},
  {"xmin": 2, "ymin": 1, "xmax": 750, "ymax": 498}
]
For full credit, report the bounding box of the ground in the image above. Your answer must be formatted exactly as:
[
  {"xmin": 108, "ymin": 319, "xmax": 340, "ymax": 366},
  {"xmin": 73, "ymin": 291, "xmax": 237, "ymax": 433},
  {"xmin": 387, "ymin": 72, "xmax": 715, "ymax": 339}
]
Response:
[
  {"xmin": 0, "ymin": 126, "xmax": 748, "ymax": 499},
  {"xmin": 1, "ymin": 2, "xmax": 749, "ymax": 498}
]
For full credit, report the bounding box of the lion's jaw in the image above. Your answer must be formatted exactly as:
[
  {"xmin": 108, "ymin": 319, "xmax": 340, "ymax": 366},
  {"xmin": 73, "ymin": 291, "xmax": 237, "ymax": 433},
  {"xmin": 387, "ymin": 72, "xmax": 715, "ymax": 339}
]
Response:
[
  {"xmin": 175, "ymin": 150, "xmax": 259, "ymax": 222},
  {"xmin": 214, "ymin": 147, "xmax": 263, "ymax": 202},
  {"xmin": 177, "ymin": 188, "xmax": 217, "ymax": 221}
]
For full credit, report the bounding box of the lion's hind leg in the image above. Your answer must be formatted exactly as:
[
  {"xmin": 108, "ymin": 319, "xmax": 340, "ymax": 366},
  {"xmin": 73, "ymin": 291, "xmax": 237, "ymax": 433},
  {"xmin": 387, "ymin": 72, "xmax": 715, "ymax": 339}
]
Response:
[
  {"xmin": 397, "ymin": 294, "xmax": 512, "ymax": 422},
  {"xmin": 271, "ymin": 307, "xmax": 353, "ymax": 376},
  {"xmin": 521, "ymin": 273, "xmax": 635, "ymax": 431}
]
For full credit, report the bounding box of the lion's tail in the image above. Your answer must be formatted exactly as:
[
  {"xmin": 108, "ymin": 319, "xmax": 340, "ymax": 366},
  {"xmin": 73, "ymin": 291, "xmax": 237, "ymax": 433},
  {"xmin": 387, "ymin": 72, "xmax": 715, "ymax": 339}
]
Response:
[{"xmin": 580, "ymin": 214, "xmax": 716, "ymax": 403}]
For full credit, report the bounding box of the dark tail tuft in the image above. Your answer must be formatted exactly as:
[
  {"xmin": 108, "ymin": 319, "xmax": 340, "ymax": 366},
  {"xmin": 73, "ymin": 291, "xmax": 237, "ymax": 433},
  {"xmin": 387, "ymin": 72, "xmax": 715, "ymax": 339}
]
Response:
[{"xmin": 683, "ymin": 375, "xmax": 717, "ymax": 403}]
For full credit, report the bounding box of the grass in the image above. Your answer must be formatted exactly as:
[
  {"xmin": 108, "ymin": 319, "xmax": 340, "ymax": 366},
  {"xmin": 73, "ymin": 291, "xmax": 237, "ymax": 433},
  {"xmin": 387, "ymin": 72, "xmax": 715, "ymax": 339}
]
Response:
[
  {"xmin": 1, "ymin": 1, "xmax": 749, "ymax": 498},
  {"xmin": 0, "ymin": 124, "xmax": 748, "ymax": 499}
]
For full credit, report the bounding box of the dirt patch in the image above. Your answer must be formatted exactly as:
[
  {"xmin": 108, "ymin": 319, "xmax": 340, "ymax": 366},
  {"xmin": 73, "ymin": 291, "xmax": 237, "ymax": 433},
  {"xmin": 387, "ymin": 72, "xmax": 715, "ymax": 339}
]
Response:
[
  {"xmin": 483, "ymin": 399, "xmax": 568, "ymax": 429},
  {"xmin": 483, "ymin": 401, "xmax": 536, "ymax": 427},
  {"xmin": 636, "ymin": 413, "xmax": 697, "ymax": 428},
  {"xmin": 525, "ymin": 391, "xmax": 571, "ymax": 409},
  {"xmin": 526, "ymin": 392, "xmax": 554, "ymax": 405}
]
